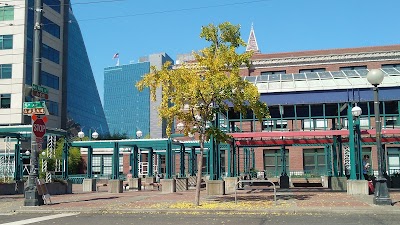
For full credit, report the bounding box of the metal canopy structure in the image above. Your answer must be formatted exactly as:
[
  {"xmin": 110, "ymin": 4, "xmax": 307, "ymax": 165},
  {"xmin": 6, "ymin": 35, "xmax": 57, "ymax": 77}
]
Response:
[
  {"xmin": 231, "ymin": 129, "xmax": 400, "ymax": 147},
  {"xmin": 0, "ymin": 125, "xmax": 67, "ymax": 138}
]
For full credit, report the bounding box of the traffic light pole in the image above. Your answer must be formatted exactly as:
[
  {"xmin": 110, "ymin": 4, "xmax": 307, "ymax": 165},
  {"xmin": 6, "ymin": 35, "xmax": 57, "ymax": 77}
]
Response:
[{"xmin": 24, "ymin": 0, "xmax": 44, "ymax": 206}]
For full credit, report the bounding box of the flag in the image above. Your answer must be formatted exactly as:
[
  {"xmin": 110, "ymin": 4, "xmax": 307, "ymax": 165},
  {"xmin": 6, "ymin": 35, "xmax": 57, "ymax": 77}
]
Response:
[{"xmin": 112, "ymin": 53, "xmax": 119, "ymax": 59}]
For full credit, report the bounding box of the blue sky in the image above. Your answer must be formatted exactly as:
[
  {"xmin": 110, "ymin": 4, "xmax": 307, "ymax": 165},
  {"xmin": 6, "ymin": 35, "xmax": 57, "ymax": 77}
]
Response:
[{"xmin": 71, "ymin": 0, "xmax": 400, "ymax": 104}]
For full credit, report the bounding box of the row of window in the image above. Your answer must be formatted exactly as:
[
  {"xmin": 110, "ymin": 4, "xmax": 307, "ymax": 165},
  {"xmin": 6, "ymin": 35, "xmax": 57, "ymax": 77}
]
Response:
[
  {"xmin": 261, "ymin": 64, "xmax": 400, "ymax": 75},
  {"xmin": 0, "ymin": 64, "xmax": 11, "ymax": 79},
  {"xmin": 263, "ymin": 117, "xmax": 400, "ymax": 131},
  {"xmin": 0, "ymin": 6, "xmax": 13, "ymax": 21},
  {"xmin": 0, "ymin": 94, "xmax": 10, "ymax": 108},
  {"xmin": 42, "ymin": 17, "xmax": 61, "ymax": 39},
  {"xmin": 1, "ymin": 93, "xmax": 58, "ymax": 116},
  {"xmin": 0, "ymin": 35, "xmax": 12, "ymax": 50},
  {"xmin": 263, "ymin": 148, "xmax": 374, "ymax": 176},
  {"xmin": 44, "ymin": 0, "xmax": 61, "ymax": 13},
  {"xmin": 42, "ymin": 44, "xmax": 60, "ymax": 64},
  {"xmin": 41, "ymin": 71, "xmax": 60, "ymax": 90}
]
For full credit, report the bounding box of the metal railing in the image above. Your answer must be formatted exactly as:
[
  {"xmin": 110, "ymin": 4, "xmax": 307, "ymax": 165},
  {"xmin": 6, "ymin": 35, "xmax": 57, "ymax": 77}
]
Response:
[{"xmin": 235, "ymin": 180, "xmax": 276, "ymax": 205}]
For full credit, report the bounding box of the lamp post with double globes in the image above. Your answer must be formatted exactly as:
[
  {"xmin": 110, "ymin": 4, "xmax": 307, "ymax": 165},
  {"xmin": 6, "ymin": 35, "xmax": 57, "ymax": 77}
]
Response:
[
  {"xmin": 136, "ymin": 130, "xmax": 143, "ymax": 139},
  {"xmin": 367, "ymin": 69, "xmax": 392, "ymax": 205}
]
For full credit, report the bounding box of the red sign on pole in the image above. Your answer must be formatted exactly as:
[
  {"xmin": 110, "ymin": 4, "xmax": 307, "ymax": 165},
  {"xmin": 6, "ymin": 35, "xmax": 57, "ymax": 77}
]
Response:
[{"xmin": 33, "ymin": 118, "xmax": 46, "ymax": 138}]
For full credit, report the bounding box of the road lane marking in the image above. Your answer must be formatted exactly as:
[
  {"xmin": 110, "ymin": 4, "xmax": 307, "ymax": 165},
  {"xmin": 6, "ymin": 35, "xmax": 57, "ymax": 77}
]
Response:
[{"xmin": 0, "ymin": 213, "xmax": 79, "ymax": 225}]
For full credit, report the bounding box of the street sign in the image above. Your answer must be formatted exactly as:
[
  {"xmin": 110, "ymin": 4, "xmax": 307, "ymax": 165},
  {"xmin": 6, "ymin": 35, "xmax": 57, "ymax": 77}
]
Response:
[
  {"xmin": 31, "ymin": 84, "xmax": 48, "ymax": 99},
  {"xmin": 32, "ymin": 84, "xmax": 48, "ymax": 94},
  {"xmin": 33, "ymin": 118, "xmax": 46, "ymax": 138},
  {"xmin": 23, "ymin": 108, "xmax": 45, "ymax": 115},
  {"xmin": 23, "ymin": 101, "xmax": 46, "ymax": 109},
  {"xmin": 23, "ymin": 101, "xmax": 46, "ymax": 115},
  {"xmin": 31, "ymin": 90, "xmax": 48, "ymax": 99}
]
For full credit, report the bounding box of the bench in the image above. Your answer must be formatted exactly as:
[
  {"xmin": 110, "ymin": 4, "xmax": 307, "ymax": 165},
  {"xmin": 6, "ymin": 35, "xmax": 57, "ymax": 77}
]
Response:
[{"xmin": 142, "ymin": 182, "xmax": 162, "ymax": 190}]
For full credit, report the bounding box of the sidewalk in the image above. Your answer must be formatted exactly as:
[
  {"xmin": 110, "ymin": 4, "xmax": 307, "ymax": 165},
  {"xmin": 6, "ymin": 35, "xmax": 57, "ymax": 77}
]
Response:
[{"xmin": 1, "ymin": 185, "xmax": 400, "ymax": 215}]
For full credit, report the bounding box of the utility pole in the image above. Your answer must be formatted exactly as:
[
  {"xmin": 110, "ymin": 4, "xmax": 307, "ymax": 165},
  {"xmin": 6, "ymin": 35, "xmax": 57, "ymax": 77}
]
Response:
[{"xmin": 24, "ymin": 0, "xmax": 44, "ymax": 206}]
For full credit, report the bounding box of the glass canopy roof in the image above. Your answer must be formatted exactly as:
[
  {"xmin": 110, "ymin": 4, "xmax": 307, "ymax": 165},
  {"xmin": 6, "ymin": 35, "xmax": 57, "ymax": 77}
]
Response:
[{"xmin": 245, "ymin": 68, "xmax": 400, "ymax": 93}]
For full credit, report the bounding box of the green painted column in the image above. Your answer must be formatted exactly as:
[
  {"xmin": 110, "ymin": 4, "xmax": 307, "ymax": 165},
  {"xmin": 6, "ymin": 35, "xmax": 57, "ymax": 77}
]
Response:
[
  {"xmin": 232, "ymin": 142, "xmax": 237, "ymax": 176},
  {"xmin": 165, "ymin": 139, "xmax": 172, "ymax": 179},
  {"xmin": 62, "ymin": 140, "xmax": 69, "ymax": 180},
  {"xmin": 348, "ymin": 103, "xmax": 357, "ymax": 180},
  {"xmin": 157, "ymin": 154, "xmax": 161, "ymax": 174},
  {"xmin": 132, "ymin": 146, "xmax": 139, "ymax": 178},
  {"xmin": 180, "ymin": 145, "xmax": 185, "ymax": 177},
  {"xmin": 209, "ymin": 137, "xmax": 215, "ymax": 180},
  {"xmin": 14, "ymin": 141, "xmax": 21, "ymax": 181},
  {"xmin": 251, "ymin": 148, "xmax": 255, "ymax": 171},
  {"xmin": 148, "ymin": 148, "xmax": 154, "ymax": 177},
  {"xmin": 338, "ymin": 136, "xmax": 344, "ymax": 177},
  {"xmin": 190, "ymin": 147, "xmax": 196, "ymax": 176},
  {"xmin": 325, "ymin": 145, "xmax": 332, "ymax": 176},
  {"xmin": 354, "ymin": 118, "xmax": 363, "ymax": 180},
  {"xmin": 237, "ymin": 146, "xmax": 240, "ymax": 176},
  {"xmin": 87, "ymin": 146, "xmax": 93, "ymax": 178},
  {"xmin": 281, "ymin": 145, "xmax": 287, "ymax": 176},
  {"xmin": 111, "ymin": 142, "xmax": 119, "ymax": 180},
  {"xmin": 227, "ymin": 144, "xmax": 232, "ymax": 177},
  {"xmin": 332, "ymin": 137, "xmax": 338, "ymax": 177},
  {"xmin": 243, "ymin": 148, "xmax": 248, "ymax": 173}
]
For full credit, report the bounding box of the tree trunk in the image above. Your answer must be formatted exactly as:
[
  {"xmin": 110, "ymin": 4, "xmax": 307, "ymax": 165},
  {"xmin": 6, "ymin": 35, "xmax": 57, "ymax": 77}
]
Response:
[{"xmin": 194, "ymin": 135, "xmax": 205, "ymax": 206}]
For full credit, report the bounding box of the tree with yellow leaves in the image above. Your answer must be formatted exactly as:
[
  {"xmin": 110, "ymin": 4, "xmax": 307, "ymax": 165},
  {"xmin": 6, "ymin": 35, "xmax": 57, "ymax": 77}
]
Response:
[{"xmin": 137, "ymin": 22, "xmax": 269, "ymax": 206}]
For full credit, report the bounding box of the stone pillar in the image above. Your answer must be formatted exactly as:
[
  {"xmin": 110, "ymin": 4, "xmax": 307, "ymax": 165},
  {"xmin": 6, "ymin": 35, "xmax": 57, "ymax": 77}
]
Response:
[
  {"xmin": 128, "ymin": 178, "xmax": 141, "ymax": 190},
  {"xmin": 175, "ymin": 177, "xmax": 188, "ymax": 192},
  {"xmin": 331, "ymin": 177, "xmax": 347, "ymax": 191},
  {"xmin": 223, "ymin": 177, "xmax": 238, "ymax": 194},
  {"xmin": 206, "ymin": 180, "xmax": 225, "ymax": 195},
  {"xmin": 347, "ymin": 180, "xmax": 369, "ymax": 195},
  {"xmin": 108, "ymin": 180, "xmax": 123, "ymax": 193},
  {"xmin": 160, "ymin": 179, "xmax": 176, "ymax": 193},
  {"xmin": 83, "ymin": 178, "xmax": 97, "ymax": 192}
]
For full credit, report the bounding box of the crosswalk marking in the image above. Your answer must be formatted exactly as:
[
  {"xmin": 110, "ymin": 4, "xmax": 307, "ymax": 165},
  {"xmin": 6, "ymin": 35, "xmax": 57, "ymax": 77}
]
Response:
[{"xmin": 0, "ymin": 213, "xmax": 79, "ymax": 225}]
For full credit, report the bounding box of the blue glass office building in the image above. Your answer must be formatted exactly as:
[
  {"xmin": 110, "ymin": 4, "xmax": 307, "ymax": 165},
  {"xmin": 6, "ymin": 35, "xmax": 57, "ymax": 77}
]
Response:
[
  {"xmin": 104, "ymin": 53, "xmax": 172, "ymax": 138},
  {"xmin": 66, "ymin": 9, "xmax": 109, "ymax": 135},
  {"xmin": 104, "ymin": 63, "xmax": 150, "ymax": 138}
]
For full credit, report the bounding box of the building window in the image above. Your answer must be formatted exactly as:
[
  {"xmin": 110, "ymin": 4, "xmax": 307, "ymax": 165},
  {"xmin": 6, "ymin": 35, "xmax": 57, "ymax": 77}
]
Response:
[
  {"xmin": 299, "ymin": 68, "xmax": 326, "ymax": 73},
  {"xmin": 303, "ymin": 119, "xmax": 327, "ymax": 130},
  {"xmin": 0, "ymin": 6, "xmax": 14, "ymax": 21},
  {"xmin": 263, "ymin": 149, "xmax": 289, "ymax": 177},
  {"xmin": 42, "ymin": 17, "xmax": 60, "ymax": 39},
  {"xmin": 261, "ymin": 70, "xmax": 286, "ymax": 75},
  {"xmin": 263, "ymin": 120, "xmax": 288, "ymax": 131},
  {"xmin": 41, "ymin": 71, "xmax": 59, "ymax": 90},
  {"xmin": 382, "ymin": 64, "xmax": 400, "ymax": 69},
  {"xmin": 303, "ymin": 148, "xmax": 326, "ymax": 175},
  {"xmin": 45, "ymin": 100, "xmax": 58, "ymax": 116},
  {"xmin": 42, "ymin": 44, "xmax": 60, "ymax": 64},
  {"xmin": 43, "ymin": 0, "xmax": 61, "ymax": 13},
  {"xmin": 388, "ymin": 148, "xmax": 400, "ymax": 175},
  {"xmin": 339, "ymin": 66, "xmax": 367, "ymax": 71},
  {"xmin": 0, "ymin": 94, "xmax": 11, "ymax": 108},
  {"xmin": 0, "ymin": 35, "xmax": 13, "ymax": 50},
  {"xmin": 0, "ymin": 64, "xmax": 12, "ymax": 79}
]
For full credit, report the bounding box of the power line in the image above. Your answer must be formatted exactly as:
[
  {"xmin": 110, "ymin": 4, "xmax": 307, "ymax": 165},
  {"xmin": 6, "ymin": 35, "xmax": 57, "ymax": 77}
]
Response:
[{"xmin": 79, "ymin": 0, "xmax": 272, "ymax": 22}]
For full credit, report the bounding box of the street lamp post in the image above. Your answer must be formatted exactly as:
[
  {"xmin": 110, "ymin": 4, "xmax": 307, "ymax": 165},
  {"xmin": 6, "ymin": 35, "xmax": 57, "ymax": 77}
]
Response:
[
  {"xmin": 351, "ymin": 105, "xmax": 362, "ymax": 180},
  {"xmin": 367, "ymin": 69, "xmax": 392, "ymax": 205}
]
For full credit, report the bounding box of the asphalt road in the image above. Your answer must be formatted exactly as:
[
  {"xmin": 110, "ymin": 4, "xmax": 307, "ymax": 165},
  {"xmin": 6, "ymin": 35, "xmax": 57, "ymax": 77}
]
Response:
[{"xmin": 1, "ymin": 212, "xmax": 399, "ymax": 225}]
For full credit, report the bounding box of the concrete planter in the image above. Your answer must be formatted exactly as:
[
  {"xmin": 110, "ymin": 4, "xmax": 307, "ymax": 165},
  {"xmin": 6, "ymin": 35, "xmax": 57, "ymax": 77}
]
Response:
[
  {"xmin": 223, "ymin": 177, "xmax": 238, "ymax": 194},
  {"xmin": 290, "ymin": 177, "xmax": 322, "ymax": 187},
  {"xmin": 206, "ymin": 180, "xmax": 225, "ymax": 195},
  {"xmin": 391, "ymin": 177, "xmax": 400, "ymax": 188},
  {"xmin": 0, "ymin": 181, "xmax": 24, "ymax": 195},
  {"xmin": 175, "ymin": 177, "xmax": 188, "ymax": 192},
  {"xmin": 46, "ymin": 181, "xmax": 72, "ymax": 195}
]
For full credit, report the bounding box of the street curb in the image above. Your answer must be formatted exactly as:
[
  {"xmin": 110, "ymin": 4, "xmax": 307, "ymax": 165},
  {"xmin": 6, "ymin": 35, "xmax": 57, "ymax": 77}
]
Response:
[{"xmin": 6, "ymin": 206, "xmax": 400, "ymax": 215}]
